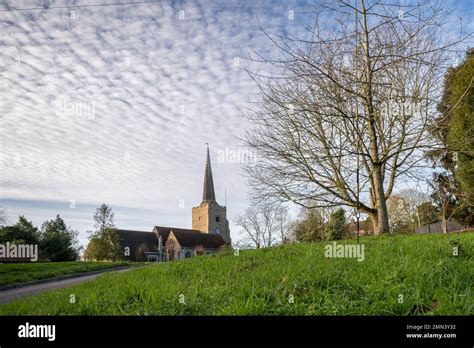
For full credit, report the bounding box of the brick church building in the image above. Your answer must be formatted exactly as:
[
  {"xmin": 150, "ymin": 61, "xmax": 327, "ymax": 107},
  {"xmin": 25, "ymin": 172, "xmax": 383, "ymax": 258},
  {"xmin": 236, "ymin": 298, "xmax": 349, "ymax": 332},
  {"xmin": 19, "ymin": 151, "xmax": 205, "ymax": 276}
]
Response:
[{"xmin": 117, "ymin": 146, "xmax": 231, "ymax": 261}]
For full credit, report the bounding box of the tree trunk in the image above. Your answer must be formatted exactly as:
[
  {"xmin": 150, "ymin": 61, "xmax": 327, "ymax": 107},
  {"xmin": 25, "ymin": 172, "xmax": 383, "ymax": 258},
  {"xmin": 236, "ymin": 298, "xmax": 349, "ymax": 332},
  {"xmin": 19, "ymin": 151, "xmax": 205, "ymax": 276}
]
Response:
[
  {"xmin": 442, "ymin": 218, "xmax": 448, "ymax": 234},
  {"xmin": 416, "ymin": 209, "xmax": 421, "ymax": 228},
  {"xmin": 373, "ymin": 165, "xmax": 390, "ymax": 235},
  {"xmin": 360, "ymin": 1, "xmax": 390, "ymax": 236},
  {"xmin": 369, "ymin": 213, "xmax": 379, "ymax": 235}
]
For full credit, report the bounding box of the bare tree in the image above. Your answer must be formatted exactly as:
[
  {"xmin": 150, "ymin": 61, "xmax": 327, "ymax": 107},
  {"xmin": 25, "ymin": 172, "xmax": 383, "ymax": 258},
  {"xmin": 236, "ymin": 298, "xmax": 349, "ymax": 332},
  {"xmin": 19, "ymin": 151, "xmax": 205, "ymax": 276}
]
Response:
[
  {"xmin": 242, "ymin": 0, "xmax": 471, "ymax": 234},
  {"xmin": 235, "ymin": 203, "xmax": 291, "ymax": 248},
  {"xmin": 386, "ymin": 194, "xmax": 412, "ymax": 233},
  {"xmin": 274, "ymin": 204, "xmax": 291, "ymax": 243},
  {"xmin": 398, "ymin": 188, "xmax": 429, "ymax": 228}
]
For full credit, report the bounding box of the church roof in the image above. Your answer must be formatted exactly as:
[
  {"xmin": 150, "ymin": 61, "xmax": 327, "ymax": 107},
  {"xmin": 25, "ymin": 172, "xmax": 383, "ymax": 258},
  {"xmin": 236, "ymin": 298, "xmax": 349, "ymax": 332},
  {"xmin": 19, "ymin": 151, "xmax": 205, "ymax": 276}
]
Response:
[
  {"xmin": 116, "ymin": 229, "xmax": 158, "ymax": 261},
  {"xmin": 154, "ymin": 226, "xmax": 226, "ymax": 248},
  {"xmin": 170, "ymin": 229, "xmax": 226, "ymax": 249},
  {"xmin": 153, "ymin": 226, "xmax": 199, "ymax": 241},
  {"xmin": 202, "ymin": 145, "xmax": 216, "ymax": 203}
]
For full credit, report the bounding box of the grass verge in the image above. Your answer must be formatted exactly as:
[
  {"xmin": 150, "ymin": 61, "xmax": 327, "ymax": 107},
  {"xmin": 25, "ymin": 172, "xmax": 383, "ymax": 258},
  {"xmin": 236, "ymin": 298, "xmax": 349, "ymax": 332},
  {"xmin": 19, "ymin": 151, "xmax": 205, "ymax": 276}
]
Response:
[{"xmin": 0, "ymin": 232, "xmax": 472, "ymax": 315}]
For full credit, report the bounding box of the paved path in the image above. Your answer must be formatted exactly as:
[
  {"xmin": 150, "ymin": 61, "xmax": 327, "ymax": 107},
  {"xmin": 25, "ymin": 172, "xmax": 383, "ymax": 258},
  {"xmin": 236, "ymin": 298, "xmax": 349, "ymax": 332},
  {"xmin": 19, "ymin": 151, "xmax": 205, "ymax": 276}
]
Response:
[{"xmin": 0, "ymin": 267, "xmax": 133, "ymax": 305}]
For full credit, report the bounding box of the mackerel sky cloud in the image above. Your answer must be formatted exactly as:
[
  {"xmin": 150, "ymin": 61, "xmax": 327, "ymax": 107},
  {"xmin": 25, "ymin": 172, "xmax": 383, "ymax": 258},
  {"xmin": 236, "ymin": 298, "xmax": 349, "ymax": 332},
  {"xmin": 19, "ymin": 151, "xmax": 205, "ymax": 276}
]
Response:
[
  {"xmin": 0, "ymin": 0, "xmax": 473, "ymax": 247},
  {"xmin": 0, "ymin": 0, "xmax": 298, "ymax": 246}
]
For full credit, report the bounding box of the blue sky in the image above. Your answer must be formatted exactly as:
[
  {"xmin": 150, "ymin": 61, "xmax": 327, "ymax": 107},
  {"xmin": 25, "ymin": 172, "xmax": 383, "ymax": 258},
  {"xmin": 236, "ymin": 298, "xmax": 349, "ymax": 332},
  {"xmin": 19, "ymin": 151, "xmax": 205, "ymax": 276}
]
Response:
[{"xmin": 0, "ymin": 0, "xmax": 473, "ymax": 248}]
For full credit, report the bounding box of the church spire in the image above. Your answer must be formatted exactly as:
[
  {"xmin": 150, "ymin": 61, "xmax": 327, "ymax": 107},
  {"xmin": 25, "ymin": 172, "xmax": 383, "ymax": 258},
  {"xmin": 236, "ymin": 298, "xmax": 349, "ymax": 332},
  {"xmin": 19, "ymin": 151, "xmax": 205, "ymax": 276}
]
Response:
[{"xmin": 202, "ymin": 144, "xmax": 216, "ymax": 203}]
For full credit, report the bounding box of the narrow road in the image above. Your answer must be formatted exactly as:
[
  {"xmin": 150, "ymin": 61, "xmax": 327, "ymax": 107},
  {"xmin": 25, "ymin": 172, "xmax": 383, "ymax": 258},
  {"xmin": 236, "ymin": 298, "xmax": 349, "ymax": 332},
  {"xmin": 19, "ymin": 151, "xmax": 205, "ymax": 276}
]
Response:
[{"xmin": 0, "ymin": 268, "xmax": 133, "ymax": 305}]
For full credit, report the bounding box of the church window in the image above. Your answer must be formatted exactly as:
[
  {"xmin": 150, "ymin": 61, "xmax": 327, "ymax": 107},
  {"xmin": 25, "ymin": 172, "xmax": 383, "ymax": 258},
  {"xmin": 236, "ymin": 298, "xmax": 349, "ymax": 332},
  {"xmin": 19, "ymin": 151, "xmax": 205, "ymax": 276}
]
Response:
[{"xmin": 216, "ymin": 216, "xmax": 220, "ymax": 222}]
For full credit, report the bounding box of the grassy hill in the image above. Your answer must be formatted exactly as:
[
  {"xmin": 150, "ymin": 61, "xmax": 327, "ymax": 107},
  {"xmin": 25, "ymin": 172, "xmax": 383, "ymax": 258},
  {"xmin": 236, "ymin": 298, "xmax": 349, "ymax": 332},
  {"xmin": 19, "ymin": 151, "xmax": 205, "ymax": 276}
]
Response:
[{"xmin": 1, "ymin": 232, "xmax": 473, "ymax": 315}]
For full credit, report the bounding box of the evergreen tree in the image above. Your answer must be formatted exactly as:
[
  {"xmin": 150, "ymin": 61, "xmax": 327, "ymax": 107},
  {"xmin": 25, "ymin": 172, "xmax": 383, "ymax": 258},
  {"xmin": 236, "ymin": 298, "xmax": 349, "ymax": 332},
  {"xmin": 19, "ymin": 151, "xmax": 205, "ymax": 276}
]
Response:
[
  {"xmin": 444, "ymin": 50, "xmax": 474, "ymax": 200},
  {"xmin": 430, "ymin": 48, "xmax": 474, "ymax": 225},
  {"xmin": 40, "ymin": 215, "xmax": 80, "ymax": 261},
  {"xmin": 0, "ymin": 216, "xmax": 40, "ymax": 244},
  {"xmin": 326, "ymin": 208, "xmax": 347, "ymax": 241}
]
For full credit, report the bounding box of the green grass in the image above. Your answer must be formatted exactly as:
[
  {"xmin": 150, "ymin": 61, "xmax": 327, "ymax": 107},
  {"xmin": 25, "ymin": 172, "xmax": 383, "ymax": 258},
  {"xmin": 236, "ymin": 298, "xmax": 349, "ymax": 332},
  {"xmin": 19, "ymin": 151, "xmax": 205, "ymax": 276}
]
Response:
[
  {"xmin": 0, "ymin": 232, "xmax": 473, "ymax": 315},
  {"xmin": 0, "ymin": 261, "xmax": 138, "ymax": 287}
]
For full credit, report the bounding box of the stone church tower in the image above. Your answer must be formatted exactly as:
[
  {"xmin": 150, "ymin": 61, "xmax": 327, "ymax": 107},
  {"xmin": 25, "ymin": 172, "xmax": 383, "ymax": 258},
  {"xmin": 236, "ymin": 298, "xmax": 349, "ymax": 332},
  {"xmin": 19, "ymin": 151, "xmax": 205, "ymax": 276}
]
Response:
[{"xmin": 192, "ymin": 146, "xmax": 231, "ymax": 244}]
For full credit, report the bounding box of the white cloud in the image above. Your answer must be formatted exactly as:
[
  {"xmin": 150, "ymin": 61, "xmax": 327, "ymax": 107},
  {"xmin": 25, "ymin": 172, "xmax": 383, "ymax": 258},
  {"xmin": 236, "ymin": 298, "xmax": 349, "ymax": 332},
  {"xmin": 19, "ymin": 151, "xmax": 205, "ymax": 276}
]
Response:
[
  {"xmin": 0, "ymin": 0, "xmax": 472, "ymax": 245},
  {"xmin": 0, "ymin": 0, "xmax": 297, "ymax": 244}
]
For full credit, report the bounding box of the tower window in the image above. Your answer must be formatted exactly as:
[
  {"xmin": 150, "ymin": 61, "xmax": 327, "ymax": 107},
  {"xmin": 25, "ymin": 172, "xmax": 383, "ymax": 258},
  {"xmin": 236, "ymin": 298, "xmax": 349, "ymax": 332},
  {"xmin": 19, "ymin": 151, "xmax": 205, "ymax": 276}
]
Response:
[{"xmin": 216, "ymin": 216, "xmax": 220, "ymax": 222}]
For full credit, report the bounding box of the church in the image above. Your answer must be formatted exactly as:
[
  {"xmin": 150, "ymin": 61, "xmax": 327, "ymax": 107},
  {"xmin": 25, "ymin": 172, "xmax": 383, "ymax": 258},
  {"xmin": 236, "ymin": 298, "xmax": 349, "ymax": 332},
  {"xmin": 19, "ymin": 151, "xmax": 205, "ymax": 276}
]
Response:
[{"xmin": 116, "ymin": 147, "xmax": 231, "ymax": 262}]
